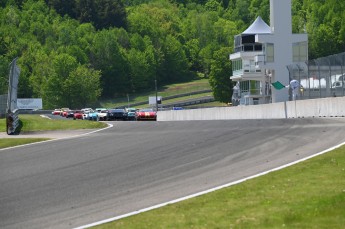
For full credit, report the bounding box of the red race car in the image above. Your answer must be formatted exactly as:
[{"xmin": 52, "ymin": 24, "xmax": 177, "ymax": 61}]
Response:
[
  {"xmin": 60, "ymin": 108, "xmax": 71, "ymax": 117},
  {"xmin": 73, "ymin": 110, "xmax": 83, "ymax": 120},
  {"xmin": 135, "ymin": 108, "xmax": 157, "ymax": 121},
  {"xmin": 52, "ymin": 109, "xmax": 62, "ymax": 115}
]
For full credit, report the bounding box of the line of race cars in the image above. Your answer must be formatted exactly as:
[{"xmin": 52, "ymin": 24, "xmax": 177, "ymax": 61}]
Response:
[{"xmin": 51, "ymin": 107, "xmax": 157, "ymax": 121}]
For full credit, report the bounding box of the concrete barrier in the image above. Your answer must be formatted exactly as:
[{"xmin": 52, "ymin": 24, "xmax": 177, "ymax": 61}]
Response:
[{"xmin": 157, "ymin": 97, "xmax": 345, "ymax": 121}]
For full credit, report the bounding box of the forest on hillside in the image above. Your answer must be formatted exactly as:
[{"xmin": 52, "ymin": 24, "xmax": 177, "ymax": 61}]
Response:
[{"xmin": 1, "ymin": 0, "xmax": 344, "ymax": 108}]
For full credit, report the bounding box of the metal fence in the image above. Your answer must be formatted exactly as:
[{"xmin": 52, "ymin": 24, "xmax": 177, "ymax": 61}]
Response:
[{"xmin": 287, "ymin": 52, "xmax": 345, "ymax": 100}]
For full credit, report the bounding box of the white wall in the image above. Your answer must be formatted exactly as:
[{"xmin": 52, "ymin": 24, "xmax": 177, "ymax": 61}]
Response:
[{"xmin": 157, "ymin": 97, "xmax": 345, "ymax": 121}]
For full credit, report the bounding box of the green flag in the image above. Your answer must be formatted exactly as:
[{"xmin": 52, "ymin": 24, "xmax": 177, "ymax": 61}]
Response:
[{"xmin": 271, "ymin": 81, "xmax": 286, "ymax": 90}]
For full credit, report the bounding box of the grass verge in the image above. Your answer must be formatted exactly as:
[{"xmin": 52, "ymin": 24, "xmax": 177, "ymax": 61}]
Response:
[
  {"xmin": 0, "ymin": 138, "xmax": 50, "ymax": 149},
  {"xmin": 0, "ymin": 115, "xmax": 107, "ymax": 148},
  {"xmin": 18, "ymin": 114, "xmax": 107, "ymax": 132},
  {"xmin": 101, "ymin": 78, "xmax": 211, "ymax": 108},
  {"xmin": 185, "ymin": 101, "xmax": 229, "ymax": 108},
  {"xmin": 95, "ymin": 145, "xmax": 345, "ymax": 229}
]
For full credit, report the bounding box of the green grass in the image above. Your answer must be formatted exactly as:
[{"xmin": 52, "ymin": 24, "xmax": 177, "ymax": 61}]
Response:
[
  {"xmin": 0, "ymin": 115, "xmax": 107, "ymax": 148},
  {"xmin": 95, "ymin": 146, "xmax": 345, "ymax": 229},
  {"xmin": 18, "ymin": 114, "xmax": 107, "ymax": 132},
  {"xmin": 185, "ymin": 101, "xmax": 230, "ymax": 108},
  {"xmin": 159, "ymin": 78, "xmax": 211, "ymax": 95},
  {"xmin": 0, "ymin": 138, "xmax": 50, "ymax": 149},
  {"xmin": 159, "ymin": 92, "xmax": 212, "ymax": 104},
  {"xmin": 101, "ymin": 78, "xmax": 211, "ymax": 108}
]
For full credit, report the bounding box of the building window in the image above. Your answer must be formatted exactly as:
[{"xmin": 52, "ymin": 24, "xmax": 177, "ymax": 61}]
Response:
[
  {"xmin": 254, "ymin": 44, "xmax": 263, "ymax": 51},
  {"xmin": 293, "ymin": 41, "xmax": 308, "ymax": 62},
  {"xmin": 266, "ymin": 43, "xmax": 274, "ymax": 62},
  {"xmin": 240, "ymin": 81, "xmax": 250, "ymax": 93},
  {"xmin": 240, "ymin": 80, "xmax": 260, "ymax": 95},
  {"xmin": 232, "ymin": 59, "xmax": 243, "ymax": 72}
]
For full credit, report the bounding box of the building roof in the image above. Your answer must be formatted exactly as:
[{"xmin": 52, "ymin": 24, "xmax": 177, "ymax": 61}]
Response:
[{"xmin": 242, "ymin": 16, "xmax": 271, "ymax": 34}]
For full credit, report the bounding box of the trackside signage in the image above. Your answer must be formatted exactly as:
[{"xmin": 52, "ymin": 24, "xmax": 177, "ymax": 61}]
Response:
[
  {"xmin": 17, "ymin": 98, "xmax": 43, "ymax": 110},
  {"xmin": 149, "ymin": 96, "xmax": 162, "ymax": 105}
]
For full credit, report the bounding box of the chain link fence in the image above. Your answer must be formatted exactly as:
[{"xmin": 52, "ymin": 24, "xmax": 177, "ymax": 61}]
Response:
[{"xmin": 287, "ymin": 52, "xmax": 345, "ymax": 100}]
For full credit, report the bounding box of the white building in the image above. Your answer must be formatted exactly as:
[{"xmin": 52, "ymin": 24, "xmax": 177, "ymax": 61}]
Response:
[{"xmin": 230, "ymin": 0, "xmax": 308, "ymax": 105}]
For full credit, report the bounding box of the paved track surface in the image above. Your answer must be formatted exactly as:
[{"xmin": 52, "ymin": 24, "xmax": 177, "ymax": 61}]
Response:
[{"xmin": 1, "ymin": 118, "xmax": 345, "ymax": 229}]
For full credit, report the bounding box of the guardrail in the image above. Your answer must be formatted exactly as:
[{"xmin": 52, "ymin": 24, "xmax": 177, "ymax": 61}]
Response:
[
  {"xmin": 160, "ymin": 96, "xmax": 215, "ymax": 108},
  {"xmin": 116, "ymin": 89, "xmax": 213, "ymax": 108}
]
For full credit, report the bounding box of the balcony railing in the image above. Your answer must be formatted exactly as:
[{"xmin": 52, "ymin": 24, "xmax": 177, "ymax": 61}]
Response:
[
  {"xmin": 234, "ymin": 44, "xmax": 263, "ymax": 53},
  {"xmin": 233, "ymin": 67, "xmax": 262, "ymax": 76},
  {"xmin": 241, "ymin": 89, "xmax": 262, "ymax": 96}
]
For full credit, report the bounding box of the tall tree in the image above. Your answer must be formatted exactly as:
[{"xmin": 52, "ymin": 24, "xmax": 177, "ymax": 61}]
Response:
[
  {"xmin": 209, "ymin": 47, "xmax": 232, "ymax": 103},
  {"xmin": 45, "ymin": 0, "xmax": 76, "ymax": 18},
  {"xmin": 127, "ymin": 34, "xmax": 157, "ymax": 92},
  {"xmin": 248, "ymin": 0, "xmax": 269, "ymax": 24},
  {"xmin": 127, "ymin": 2, "xmax": 181, "ymax": 46},
  {"xmin": 74, "ymin": 0, "xmax": 127, "ymax": 30},
  {"xmin": 75, "ymin": 0, "xmax": 97, "ymax": 25},
  {"xmin": 94, "ymin": 0, "xmax": 127, "ymax": 29},
  {"xmin": 159, "ymin": 35, "xmax": 192, "ymax": 84},
  {"xmin": 0, "ymin": 55, "xmax": 9, "ymax": 94},
  {"xmin": 41, "ymin": 54, "xmax": 101, "ymax": 108},
  {"xmin": 90, "ymin": 29, "xmax": 130, "ymax": 97},
  {"xmin": 304, "ymin": 0, "xmax": 345, "ymax": 58},
  {"xmin": 63, "ymin": 65, "xmax": 102, "ymax": 108}
]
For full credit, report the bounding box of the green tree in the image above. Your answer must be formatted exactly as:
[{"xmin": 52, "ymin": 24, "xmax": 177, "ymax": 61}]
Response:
[
  {"xmin": 75, "ymin": 0, "xmax": 96, "ymax": 25},
  {"xmin": 304, "ymin": 0, "xmax": 345, "ymax": 58},
  {"xmin": 0, "ymin": 5, "xmax": 22, "ymax": 58},
  {"xmin": 292, "ymin": 0, "xmax": 306, "ymax": 33},
  {"xmin": 24, "ymin": 47, "xmax": 53, "ymax": 98},
  {"xmin": 159, "ymin": 35, "xmax": 192, "ymax": 84},
  {"xmin": 53, "ymin": 53, "xmax": 77, "ymax": 79},
  {"xmin": 90, "ymin": 29, "xmax": 130, "ymax": 97},
  {"xmin": 127, "ymin": 34, "xmax": 158, "ymax": 92},
  {"xmin": 127, "ymin": 2, "xmax": 181, "ymax": 46},
  {"xmin": 74, "ymin": 0, "xmax": 127, "ymax": 30},
  {"xmin": 213, "ymin": 17, "xmax": 237, "ymax": 47},
  {"xmin": 42, "ymin": 73, "xmax": 64, "ymax": 108},
  {"xmin": 226, "ymin": 0, "xmax": 251, "ymax": 24},
  {"xmin": 17, "ymin": 41, "xmax": 46, "ymax": 98},
  {"xmin": 248, "ymin": 0, "xmax": 269, "ymax": 23},
  {"xmin": 94, "ymin": 0, "xmax": 127, "ymax": 29},
  {"xmin": 205, "ymin": 0, "xmax": 222, "ymax": 12},
  {"xmin": 63, "ymin": 65, "xmax": 102, "ymax": 108},
  {"xmin": 41, "ymin": 54, "xmax": 101, "ymax": 108},
  {"xmin": 45, "ymin": 0, "xmax": 76, "ymax": 18},
  {"xmin": 184, "ymin": 38, "xmax": 202, "ymax": 72},
  {"xmin": 173, "ymin": 0, "xmax": 208, "ymax": 5},
  {"xmin": 199, "ymin": 42, "xmax": 219, "ymax": 77},
  {"xmin": 209, "ymin": 47, "xmax": 232, "ymax": 103},
  {"xmin": 127, "ymin": 49, "xmax": 151, "ymax": 92},
  {"xmin": 309, "ymin": 24, "xmax": 338, "ymax": 59},
  {"xmin": 41, "ymin": 53, "xmax": 78, "ymax": 107},
  {"xmin": 0, "ymin": 55, "xmax": 9, "ymax": 94},
  {"xmin": 0, "ymin": 0, "xmax": 25, "ymax": 8},
  {"xmin": 114, "ymin": 27, "xmax": 130, "ymax": 49}
]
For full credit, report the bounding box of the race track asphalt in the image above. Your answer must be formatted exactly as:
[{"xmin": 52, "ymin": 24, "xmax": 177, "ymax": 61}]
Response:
[{"xmin": 1, "ymin": 118, "xmax": 345, "ymax": 229}]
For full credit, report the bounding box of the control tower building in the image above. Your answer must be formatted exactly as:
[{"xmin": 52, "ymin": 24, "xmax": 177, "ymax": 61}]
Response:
[{"xmin": 230, "ymin": 0, "xmax": 308, "ymax": 105}]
